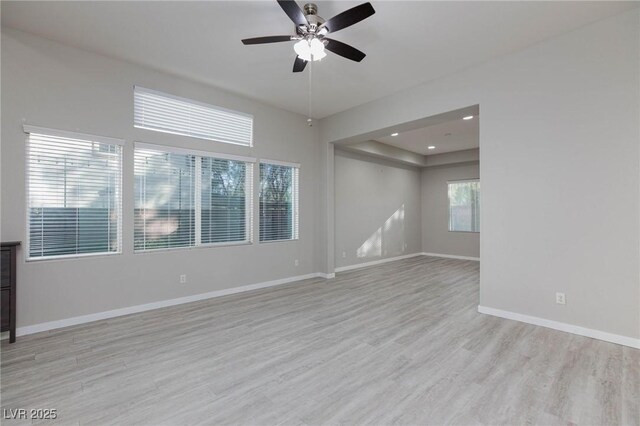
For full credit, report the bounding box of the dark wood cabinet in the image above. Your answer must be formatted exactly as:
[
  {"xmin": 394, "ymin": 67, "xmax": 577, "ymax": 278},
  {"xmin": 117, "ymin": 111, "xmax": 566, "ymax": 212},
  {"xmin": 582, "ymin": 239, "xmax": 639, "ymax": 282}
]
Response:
[{"xmin": 1, "ymin": 242, "xmax": 20, "ymax": 343}]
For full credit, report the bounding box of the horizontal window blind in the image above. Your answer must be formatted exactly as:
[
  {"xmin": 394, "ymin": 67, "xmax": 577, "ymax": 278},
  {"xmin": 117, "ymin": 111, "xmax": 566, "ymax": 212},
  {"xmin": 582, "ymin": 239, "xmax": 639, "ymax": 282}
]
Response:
[
  {"xmin": 448, "ymin": 180, "xmax": 480, "ymax": 232},
  {"xmin": 134, "ymin": 144, "xmax": 253, "ymax": 251},
  {"xmin": 134, "ymin": 148, "xmax": 196, "ymax": 251},
  {"xmin": 259, "ymin": 162, "xmax": 299, "ymax": 242},
  {"xmin": 134, "ymin": 87, "xmax": 253, "ymax": 147},
  {"xmin": 26, "ymin": 130, "xmax": 122, "ymax": 260},
  {"xmin": 201, "ymin": 157, "xmax": 252, "ymax": 244}
]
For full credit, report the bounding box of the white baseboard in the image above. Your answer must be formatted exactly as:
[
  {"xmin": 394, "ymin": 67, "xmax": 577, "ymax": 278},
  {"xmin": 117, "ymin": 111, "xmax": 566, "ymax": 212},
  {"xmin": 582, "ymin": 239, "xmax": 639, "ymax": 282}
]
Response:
[
  {"xmin": 334, "ymin": 252, "xmax": 425, "ymax": 273},
  {"xmin": 16, "ymin": 272, "xmax": 329, "ymax": 337},
  {"xmin": 478, "ymin": 305, "xmax": 640, "ymax": 349},
  {"xmin": 422, "ymin": 252, "xmax": 480, "ymax": 261},
  {"xmin": 317, "ymin": 273, "xmax": 335, "ymax": 279}
]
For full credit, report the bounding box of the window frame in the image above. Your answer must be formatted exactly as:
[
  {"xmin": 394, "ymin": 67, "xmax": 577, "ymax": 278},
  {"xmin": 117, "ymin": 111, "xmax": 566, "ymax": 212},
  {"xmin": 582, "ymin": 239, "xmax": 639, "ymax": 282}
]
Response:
[
  {"xmin": 23, "ymin": 125, "xmax": 124, "ymax": 262},
  {"xmin": 258, "ymin": 159, "xmax": 300, "ymax": 244},
  {"xmin": 133, "ymin": 142, "xmax": 255, "ymax": 253},
  {"xmin": 134, "ymin": 86, "xmax": 254, "ymax": 147},
  {"xmin": 447, "ymin": 178, "xmax": 480, "ymax": 233}
]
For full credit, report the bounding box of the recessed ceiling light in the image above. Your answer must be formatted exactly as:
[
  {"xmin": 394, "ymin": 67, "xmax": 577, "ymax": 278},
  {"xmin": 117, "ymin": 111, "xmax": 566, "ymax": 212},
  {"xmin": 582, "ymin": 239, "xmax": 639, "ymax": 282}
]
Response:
[
  {"xmin": 428, "ymin": 146, "xmax": 436, "ymax": 150},
  {"xmin": 463, "ymin": 115, "xmax": 474, "ymax": 120},
  {"xmin": 391, "ymin": 133, "xmax": 399, "ymax": 136}
]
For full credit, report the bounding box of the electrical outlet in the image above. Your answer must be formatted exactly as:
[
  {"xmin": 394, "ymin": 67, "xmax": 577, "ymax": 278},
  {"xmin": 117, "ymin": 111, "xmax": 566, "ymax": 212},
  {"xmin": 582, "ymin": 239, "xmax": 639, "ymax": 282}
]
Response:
[
  {"xmin": 294, "ymin": 259, "xmax": 299, "ymax": 266},
  {"xmin": 556, "ymin": 292, "xmax": 566, "ymax": 305},
  {"xmin": 180, "ymin": 274, "xmax": 187, "ymax": 284},
  {"xmin": 342, "ymin": 251, "xmax": 346, "ymax": 258}
]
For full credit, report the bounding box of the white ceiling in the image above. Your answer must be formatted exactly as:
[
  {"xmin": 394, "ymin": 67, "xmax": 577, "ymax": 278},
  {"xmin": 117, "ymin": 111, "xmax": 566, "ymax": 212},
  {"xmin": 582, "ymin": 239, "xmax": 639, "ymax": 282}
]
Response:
[
  {"xmin": 2, "ymin": 1, "xmax": 637, "ymax": 118},
  {"xmin": 376, "ymin": 113, "xmax": 478, "ymax": 156}
]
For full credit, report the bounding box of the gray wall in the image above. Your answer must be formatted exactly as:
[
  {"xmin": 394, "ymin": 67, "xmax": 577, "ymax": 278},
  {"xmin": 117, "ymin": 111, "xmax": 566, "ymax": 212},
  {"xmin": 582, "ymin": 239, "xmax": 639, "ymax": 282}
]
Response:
[
  {"xmin": 3, "ymin": 9, "xmax": 639, "ymax": 343},
  {"xmin": 334, "ymin": 149, "xmax": 422, "ymax": 269},
  {"xmin": 0, "ymin": 29, "xmax": 326, "ymax": 328},
  {"xmin": 322, "ymin": 10, "xmax": 640, "ymax": 340},
  {"xmin": 422, "ymin": 163, "xmax": 480, "ymax": 258}
]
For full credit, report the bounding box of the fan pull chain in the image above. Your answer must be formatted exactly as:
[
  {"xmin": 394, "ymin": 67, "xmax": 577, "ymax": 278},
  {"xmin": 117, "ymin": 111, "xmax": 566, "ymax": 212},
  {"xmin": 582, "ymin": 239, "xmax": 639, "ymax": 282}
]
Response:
[{"xmin": 307, "ymin": 55, "xmax": 313, "ymax": 127}]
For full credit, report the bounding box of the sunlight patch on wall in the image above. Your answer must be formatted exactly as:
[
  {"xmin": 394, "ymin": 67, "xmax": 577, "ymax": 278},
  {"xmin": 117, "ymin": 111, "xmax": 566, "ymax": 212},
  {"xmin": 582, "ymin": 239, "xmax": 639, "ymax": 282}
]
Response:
[
  {"xmin": 357, "ymin": 205, "xmax": 406, "ymax": 259},
  {"xmin": 357, "ymin": 227, "xmax": 382, "ymax": 258}
]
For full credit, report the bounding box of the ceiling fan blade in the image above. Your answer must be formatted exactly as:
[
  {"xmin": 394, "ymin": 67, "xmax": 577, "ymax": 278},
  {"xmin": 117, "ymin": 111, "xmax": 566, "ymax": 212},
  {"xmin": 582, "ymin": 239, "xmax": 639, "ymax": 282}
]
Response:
[
  {"xmin": 242, "ymin": 35, "xmax": 293, "ymax": 45},
  {"xmin": 277, "ymin": 0, "xmax": 308, "ymax": 27},
  {"xmin": 322, "ymin": 2, "xmax": 375, "ymax": 34},
  {"xmin": 324, "ymin": 38, "xmax": 366, "ymax": 62},
  {"xmin": 293, "ymin": 56, "xmax": 307, "ymax": 72}
]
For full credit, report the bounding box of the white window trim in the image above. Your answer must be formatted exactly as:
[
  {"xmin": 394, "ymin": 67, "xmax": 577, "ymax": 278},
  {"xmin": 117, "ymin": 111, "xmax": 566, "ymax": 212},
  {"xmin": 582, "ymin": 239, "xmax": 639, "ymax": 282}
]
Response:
[
  {"xmin": 133, "ymin": 240, "xmax": 252, "ymax": 256},
  {"xmin": 134, "ymin": 143, "xmax": 254, "ymax": 252},
  {"xmin": 135, "ymin": 142, "xmax": 256, "ymax": 164},
  {"xmin": 447, "ymin": 178, "xmax": 480, "ymax": 234},
  {"xmin": 446, "ymin": 178, "xmax": 479, "ymax": 184},
  {"xmin": 23, "ymin": 124, "xmax": 125, "ymax": 146},
  {"xmin": 23, "ymin": 125, "xmax": 124, "ymax": 261},
  {"xmin": 259, "ymin": 158, "xmax": 301, "ymax": 168},
  {"xmin": 258, "ymin": 160, "xmax": 300, "ymax": 243},
  {"xmin": 26, "ymin": 251, "xmax": 122, "ymax": 263}
]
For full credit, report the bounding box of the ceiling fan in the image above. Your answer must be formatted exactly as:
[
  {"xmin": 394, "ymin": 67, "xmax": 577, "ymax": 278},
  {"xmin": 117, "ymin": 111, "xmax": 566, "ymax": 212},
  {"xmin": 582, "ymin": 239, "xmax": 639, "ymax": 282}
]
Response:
[{"xmin": 241, "ymin": 0, "xmax": 375, "ymax": 72}]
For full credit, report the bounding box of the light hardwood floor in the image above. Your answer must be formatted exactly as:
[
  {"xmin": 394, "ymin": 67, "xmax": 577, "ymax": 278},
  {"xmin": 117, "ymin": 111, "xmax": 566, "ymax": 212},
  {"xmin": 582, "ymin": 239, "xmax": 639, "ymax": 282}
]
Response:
[{"xmin": 1, "ymin": 256, "xmax": 638, "ymax": 425}]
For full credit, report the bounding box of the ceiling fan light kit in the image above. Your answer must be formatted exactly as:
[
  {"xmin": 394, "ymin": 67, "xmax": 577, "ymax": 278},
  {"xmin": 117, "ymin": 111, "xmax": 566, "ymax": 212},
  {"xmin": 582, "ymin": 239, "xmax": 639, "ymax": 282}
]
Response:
[
  {"xmin": 241, "ymin": 0, "xmax": 375, "ymax": 72},
  {"xmin": 294, "ymin": 38, "xmax": 326, "ymax": 62}
]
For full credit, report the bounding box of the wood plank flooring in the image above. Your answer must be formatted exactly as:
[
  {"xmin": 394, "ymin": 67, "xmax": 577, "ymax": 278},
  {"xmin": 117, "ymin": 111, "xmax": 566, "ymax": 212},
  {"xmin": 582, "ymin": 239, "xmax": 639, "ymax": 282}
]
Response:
[{"xmin": 1, "ymin": 256, "xmax": 638, "ymax": 425}]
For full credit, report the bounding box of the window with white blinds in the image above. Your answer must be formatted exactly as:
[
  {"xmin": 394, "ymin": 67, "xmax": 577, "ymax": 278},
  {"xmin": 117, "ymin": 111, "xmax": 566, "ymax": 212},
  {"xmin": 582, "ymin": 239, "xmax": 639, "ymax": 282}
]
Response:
[
  {"xmin": 448, "ymin": 180, "xmax": 480, "ymax": 232},
  {"xmin": 134, "ymin": 148, "xmax": 196, "ymax": 251},
  {"xmin": 25, "ymin": 127, "xmax": 123, "ymax": 260},
  {"xmin": 134, "ymin": 87, "xmax": 253, "ymax": 147},
  {"xmin": 259, "ymin": 162, "xmax": 299, "ymax": 242},
  {"xmin": 134, "ymin": 144, "xmax": 253, "ymax": 251},
  {"xmin": 200, "ymin": 157, "xmax": 252, "ymax": 244}
]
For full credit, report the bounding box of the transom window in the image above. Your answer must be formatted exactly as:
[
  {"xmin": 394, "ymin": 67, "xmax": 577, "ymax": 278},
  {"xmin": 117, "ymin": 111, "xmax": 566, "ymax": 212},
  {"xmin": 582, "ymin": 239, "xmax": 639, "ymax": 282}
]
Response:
[{"xmin": 134, "ymin": 87, "xmax": 253, "ymax": 147}]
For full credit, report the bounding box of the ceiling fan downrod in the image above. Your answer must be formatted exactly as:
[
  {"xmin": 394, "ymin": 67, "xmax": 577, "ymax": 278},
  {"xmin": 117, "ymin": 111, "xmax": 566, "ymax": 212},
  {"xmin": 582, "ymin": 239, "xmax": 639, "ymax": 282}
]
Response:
[{"xmin": 302, "ymin": 3, "xmax": 325, "ymax": 34}]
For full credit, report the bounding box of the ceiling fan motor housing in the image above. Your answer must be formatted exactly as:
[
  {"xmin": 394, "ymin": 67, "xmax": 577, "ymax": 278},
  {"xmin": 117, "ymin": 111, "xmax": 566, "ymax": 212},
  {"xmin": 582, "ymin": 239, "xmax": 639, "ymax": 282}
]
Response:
[{"xmin": 302, "ymin": 3, "xmax": 325, "ymax": 34}]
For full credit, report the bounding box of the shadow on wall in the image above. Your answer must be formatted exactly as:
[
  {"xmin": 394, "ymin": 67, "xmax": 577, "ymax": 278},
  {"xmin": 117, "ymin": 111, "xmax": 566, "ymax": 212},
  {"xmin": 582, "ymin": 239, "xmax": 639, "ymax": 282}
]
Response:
[{"xmin": 357, "ymin": 205, "xmax": 406, "ymax": 259}]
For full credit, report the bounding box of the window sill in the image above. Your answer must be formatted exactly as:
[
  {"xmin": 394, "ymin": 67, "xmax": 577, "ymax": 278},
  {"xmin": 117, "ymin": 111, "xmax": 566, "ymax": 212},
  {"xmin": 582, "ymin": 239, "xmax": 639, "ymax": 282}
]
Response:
[
  {"xmin": 26, "ymin": 251, "xmax": 122, "ymax": 263},
  {"xmin": 134, "ymin": 240, "xmax": 253, "ymax": 254},
  {"xmin": 258, "ymin": 238, "xmax": 300, "ymax": 244}
]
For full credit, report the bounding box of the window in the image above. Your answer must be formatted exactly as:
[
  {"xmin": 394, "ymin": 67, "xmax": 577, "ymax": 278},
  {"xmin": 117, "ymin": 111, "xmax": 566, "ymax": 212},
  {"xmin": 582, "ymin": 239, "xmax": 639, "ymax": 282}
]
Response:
[
  {"xmin": 25, "ymin": 126, "xmax": 123, "ymax": 260},
  {"xmin": 134, "ymin": 148, "xmax": 196, "ymax": 250},
  {"xmin": 134, "ymin": 143, "xmax": 253, "ymax": 251},
  {"xmin": 200, "ymin": 157, "xmax": 252, "ymax": 244},
  {"xmin": 134, "ymin": 87, "xmax": 253, "ymax": 147},
  {"xmin": 448, "ymin": 180, "xmax": 480, "ymax": 232},
  {"xmin": 259, "ymin": 162, "xmax": 299, "ymax": 242}
]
